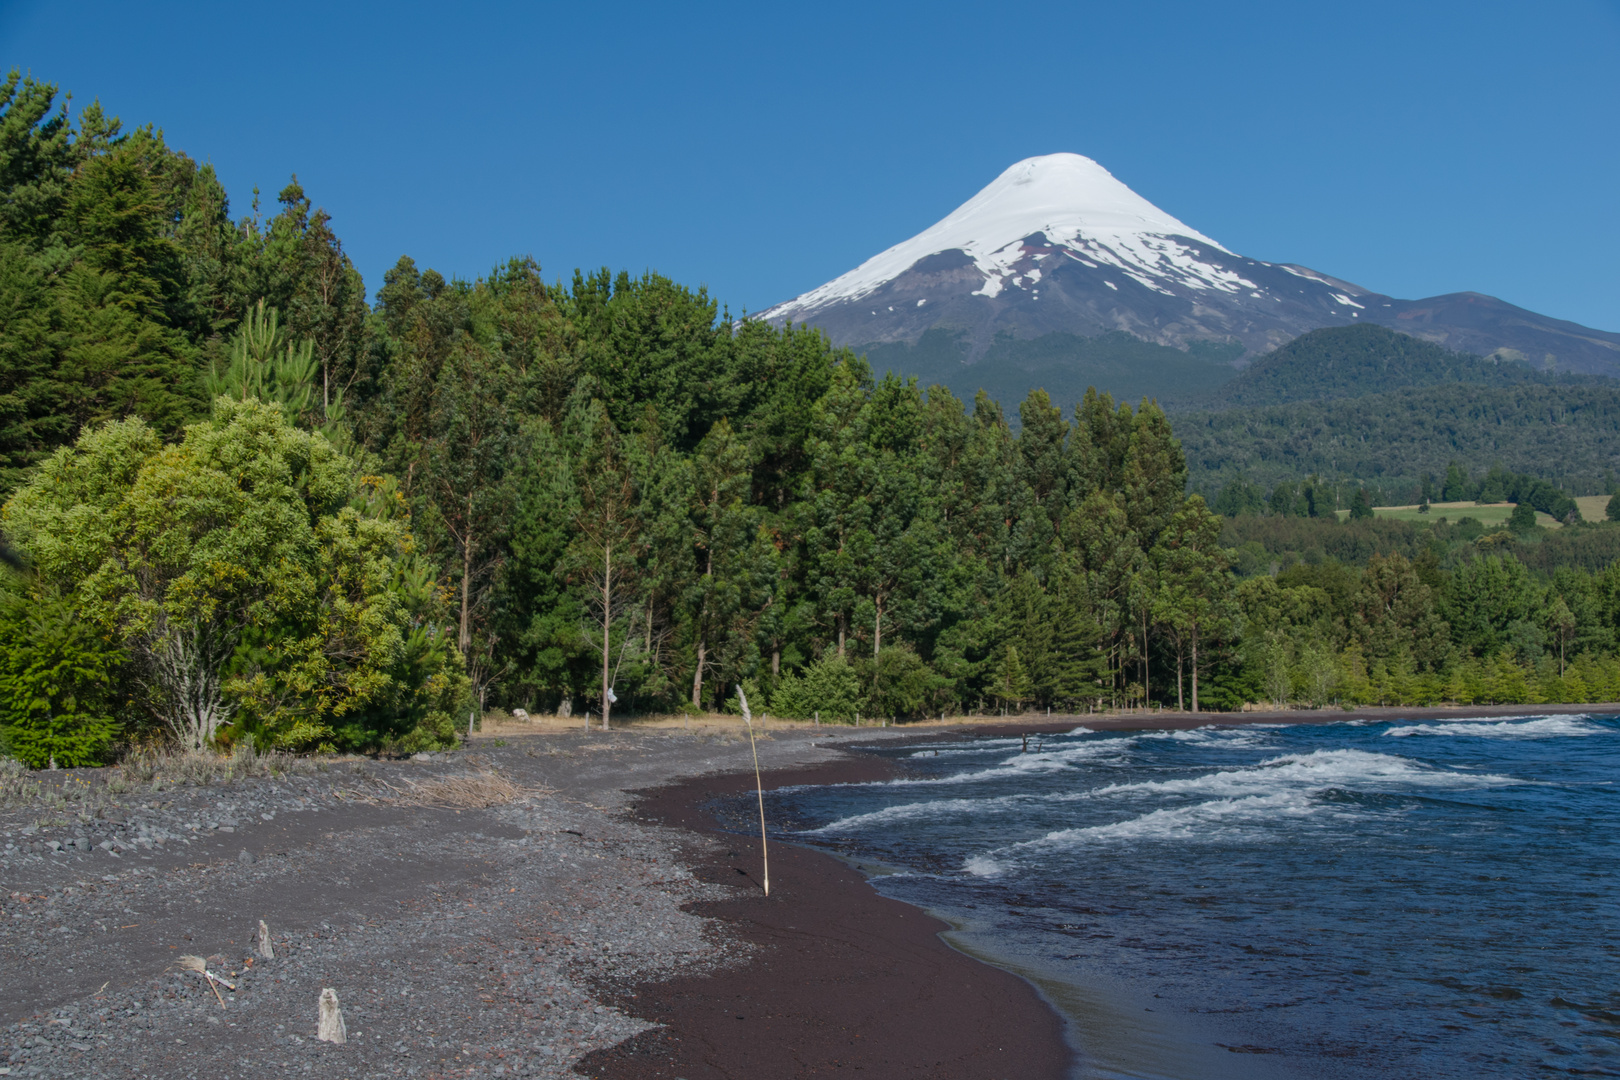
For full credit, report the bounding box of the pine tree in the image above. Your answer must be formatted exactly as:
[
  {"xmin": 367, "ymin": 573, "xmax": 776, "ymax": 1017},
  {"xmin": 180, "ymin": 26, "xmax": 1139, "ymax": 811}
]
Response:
[
  {"xmin": 1121, "ymin": 399, "xmax": 1187, "ymax": 544},
  {"xmin": 1349, "ymin": 488, "xmax": 1374, "ymax": 520},
  {"xmin": 996, "ymin": 644, "xmax": 1031, "ymax": 712},
  {"xmin": 1046, "ymin": 579, "xmax": 1105, "ymax": 709}
]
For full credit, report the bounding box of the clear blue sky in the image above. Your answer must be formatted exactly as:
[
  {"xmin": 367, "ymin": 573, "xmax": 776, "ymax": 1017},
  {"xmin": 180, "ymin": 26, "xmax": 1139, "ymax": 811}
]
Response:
[{"xmin": 4, "ymin": 0, "xmax": 1617, "ymax": 330}]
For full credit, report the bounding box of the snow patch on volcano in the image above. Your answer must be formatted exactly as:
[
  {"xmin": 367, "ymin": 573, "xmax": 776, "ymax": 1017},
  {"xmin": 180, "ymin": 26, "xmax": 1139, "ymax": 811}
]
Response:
[{"xmin": 762, "ymin": 153, "xmax": 1255, "ymax": 322}]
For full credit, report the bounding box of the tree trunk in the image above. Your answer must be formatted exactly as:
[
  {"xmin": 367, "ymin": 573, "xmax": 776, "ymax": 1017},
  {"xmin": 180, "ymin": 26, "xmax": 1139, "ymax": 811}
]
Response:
[
  {"xmin": 873, "ymin": 596, "xmax": 883, "ymax": 659},
  {"xmin": 771, "ymin": 646, "xmax": 780, "ymax": 678},
  {"xmin": 691, "ymin": 635, "xmax": 706, "ymax": 709},
  {"xmin": 1190, "ymin": 629, "xmax": 1200, "ymax": 714},
  {"xmin": 601, "ymin": 541, "xmax": 612, "ymax": 730},
  {"xmin": 1142, "ymin": 609, "xmax": 1149, "ymax": 707},
  {"xmin": 837, "ymin": 613, "xmax": 846, "ymax": 659},
  {"xmin": 459, "ymin": 513, "xmax": 475, "ymax": 654},
  {"xmin": 1177, "ymin": 649, "xmax": 1184, "ymax": 711}
]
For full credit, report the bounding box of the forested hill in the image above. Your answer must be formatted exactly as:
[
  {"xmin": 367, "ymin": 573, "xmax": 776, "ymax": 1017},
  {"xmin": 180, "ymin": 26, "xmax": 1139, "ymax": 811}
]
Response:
[
  {"xmin": 15, "ymin": 68, "xmax": 1620, "ymax": 773},
  {"xmin": 1177, "ymin": 381, "xmax": 1620, "ymax": 497},
  {"xmin": 862, "ymin": 328, "xmax": 1242, "ymax": 416},
  {"xmin": 1189, "ymin": 324, "xmax": 1596, "ymax": 410}
]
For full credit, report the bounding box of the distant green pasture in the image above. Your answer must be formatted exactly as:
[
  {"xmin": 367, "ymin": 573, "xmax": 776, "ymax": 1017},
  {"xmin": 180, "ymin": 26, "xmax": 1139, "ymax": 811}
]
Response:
[
  {"xmin": 1574, "ymin": 495, "xmax": 1610, "ymax": 522},
  {"xmin": 1334, "ymin": 501, "xmax": 1562, "ymax": 528}
]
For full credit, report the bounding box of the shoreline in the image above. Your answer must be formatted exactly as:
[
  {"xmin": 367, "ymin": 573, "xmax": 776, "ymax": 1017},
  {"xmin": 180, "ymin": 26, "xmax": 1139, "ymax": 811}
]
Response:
[
  {"xmin": 0, "ymin": 704, "xmax": 1609, "ymax": 1075},
  {"xmin": 486, "ymin": 699, "xmax": 1620, "ymax": 740},
  {"xmin": 574, "ymin": 702, "xmax": 1620, "ymax": 1080},
  {"xmin": 578, "ymin": 750, "xmax": 1073, "ymax": 1080}
]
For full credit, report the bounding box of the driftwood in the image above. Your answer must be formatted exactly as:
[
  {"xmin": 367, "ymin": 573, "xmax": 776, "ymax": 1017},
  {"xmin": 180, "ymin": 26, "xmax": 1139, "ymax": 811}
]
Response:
[
  {"xmin": 177, "ymin": 954, "xmax": 232, "ymax": 1008},
  {"xmin": 257, "ymin": 919, "xmax": 275, "ymax": 959},
  {"xmin": 317, "ymin": 987, "xmax": 347, "ymax": 1044}
]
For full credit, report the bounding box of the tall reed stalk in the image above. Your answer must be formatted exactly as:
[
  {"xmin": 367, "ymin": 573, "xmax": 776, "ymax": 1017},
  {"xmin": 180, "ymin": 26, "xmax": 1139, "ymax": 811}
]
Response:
[{"xmin": 736, "ymin": 684, "xmax": 769, "ymax": 896}]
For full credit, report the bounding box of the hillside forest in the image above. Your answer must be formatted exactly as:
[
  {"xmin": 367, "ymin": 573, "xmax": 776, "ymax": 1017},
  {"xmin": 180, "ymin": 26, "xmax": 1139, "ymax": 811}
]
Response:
[{"xmin": 6, "ymin": 73, "xmax": 1620, "ymax": 767}]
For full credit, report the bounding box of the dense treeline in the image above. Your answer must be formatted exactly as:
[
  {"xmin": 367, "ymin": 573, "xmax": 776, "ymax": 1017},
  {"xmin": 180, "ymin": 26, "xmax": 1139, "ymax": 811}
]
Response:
[
  {"xmin": 867, "ymin": 327, "xmax": 1242, "ymax": 415},
  {"xmin": 6, "ymin": 73, "xmax": 1620, "ymax": 767},
  {"xmin": 1197, "ymin": 324, "xmax": 1596, "ymax": 409},
  {"xmin": 1176, "ymin": 381, "xmax": 1620, "ymax": 499},
  {"xmin": 1214, "ymin": 461, "xmax": 1583, "ymax": 522}
]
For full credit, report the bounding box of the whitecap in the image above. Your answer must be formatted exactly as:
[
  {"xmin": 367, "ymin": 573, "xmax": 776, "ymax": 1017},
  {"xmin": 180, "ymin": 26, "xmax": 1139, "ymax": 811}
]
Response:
[
  {"xmin": 803, "ymin": 793, "xmax": 1031, "ymax": 835},
  {"xmin": 963, "ymin": 853, "xmax": 1005, "ymax": 877},
  {"xmin": 1138, "ymin": 726, "xmax": 1272, "ymax": 748},
  {"xmin": 1384, "ymin": 716, "xmax": 1603, "ymax": 739},
  {"xmin": 1012, "ymin": 791, "xmax": 1328, "ymax": 850},
  {"xmin": 1086, "ymin": 748, "xmax": 1521, "ymax": 800}
]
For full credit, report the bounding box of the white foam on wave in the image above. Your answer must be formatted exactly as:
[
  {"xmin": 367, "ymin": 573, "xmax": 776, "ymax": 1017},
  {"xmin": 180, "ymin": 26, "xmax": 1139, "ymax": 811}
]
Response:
[
  {"xmin": 965, "ymin": 792, "xmax": 1325, "ymax": 873},
  {"xmin": 1138, "ymin": 725, "xmax": 1272, "ymax": 749},
  {"xmin": 1384, "ymin": 716, "xmax": 1603, "ymax": 739},
  {"xmin": 958, "ymin": 748, "xmax": 1526, "ymax": 872},
  {"xmin": 804, "ymin": 793, "xmax": 1031, "ymax": 834},
  {"xmin": 1033, "ymin": 791, "xmax": 1325, "ymax": 849},
  {"xmin": 905, "ymin": 739, "xmax": 1024, "ymax": 759},
  {"xmin": 964, "ymin": 853, "xmax": 1006, "ymax": 876},
  {"xmin": 1088, "ymin": 748, "xmax": 1520, "ymax": 800},
  {"xmin": 861, "ymin": 737, "xmax": 1134, "ymax": 790}
]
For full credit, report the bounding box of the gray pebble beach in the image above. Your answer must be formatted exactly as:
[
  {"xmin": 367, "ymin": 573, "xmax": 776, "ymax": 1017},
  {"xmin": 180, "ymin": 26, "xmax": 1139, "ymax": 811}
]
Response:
[{"xmin": 0, "ymin": 725, "xmax": 898, "ymax": 1078}]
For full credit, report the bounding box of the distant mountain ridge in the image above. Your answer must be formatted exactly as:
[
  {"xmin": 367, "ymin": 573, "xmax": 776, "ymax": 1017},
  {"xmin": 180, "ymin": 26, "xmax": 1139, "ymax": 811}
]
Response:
[
  {"xmin": 760, "ymin": 153, "xmax": 1620, "ymax": 380},
  {"xmin": 1197, "ymin": 324, "xmax": 1602, "ymax": 409}
]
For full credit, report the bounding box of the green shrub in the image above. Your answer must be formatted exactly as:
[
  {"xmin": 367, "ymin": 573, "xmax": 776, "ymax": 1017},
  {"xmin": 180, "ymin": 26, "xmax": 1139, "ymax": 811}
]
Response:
[
  {"xmin": 771, "ymin": 651, "xmax": 862, "ymax": 722},
  {"xmin": 0, "ymin": 588, "xmax": 124, "ymax": 768},
  {"xmin": 2, "ymin": 400, "xmax": 468, "ymax": 753}
]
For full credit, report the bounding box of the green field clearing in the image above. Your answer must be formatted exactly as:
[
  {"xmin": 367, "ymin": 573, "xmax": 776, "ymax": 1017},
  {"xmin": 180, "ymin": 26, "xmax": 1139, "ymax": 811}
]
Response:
[
  {"xmin": 1335, "ymin": 501, "xmax": 1562, "ymax": 528},
  {"xmin": 1575, "ymin": 495, "xmax": 1611, "ymax": 522}
]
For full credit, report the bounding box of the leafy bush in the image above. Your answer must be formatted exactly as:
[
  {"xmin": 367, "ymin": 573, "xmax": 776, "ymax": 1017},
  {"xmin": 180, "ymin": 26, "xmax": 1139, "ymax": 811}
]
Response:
[
  {"xmin": 771, "ymin": 652, "xmax": 863, "ymax": 722},
  {"xmin": 2, "ymin": 399, "xmax": 468, "ymax": 753},
  {"xmin": 0, "ymin": 588, "xmax": 124, "ymax": 767}
]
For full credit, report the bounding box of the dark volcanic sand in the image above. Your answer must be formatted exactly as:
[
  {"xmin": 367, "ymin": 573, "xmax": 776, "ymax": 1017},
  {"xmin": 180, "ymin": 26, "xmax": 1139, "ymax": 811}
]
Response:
[{"xmin": 579, "ymin": 756, "xmax": 1072, "ymax": 1080}]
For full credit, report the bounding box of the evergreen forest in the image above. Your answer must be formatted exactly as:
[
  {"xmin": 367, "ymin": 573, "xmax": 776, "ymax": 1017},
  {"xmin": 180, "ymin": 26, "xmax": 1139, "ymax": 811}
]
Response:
[{"xmin": 6, "ymin": 73, "xmax": 1620, "ymax": 767}]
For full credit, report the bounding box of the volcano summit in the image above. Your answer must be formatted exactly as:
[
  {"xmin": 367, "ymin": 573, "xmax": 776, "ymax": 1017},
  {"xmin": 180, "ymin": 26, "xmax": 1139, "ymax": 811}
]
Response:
[{"xmin": 759, "ymin": 153, "xmax": 1620, "ymax": 377}]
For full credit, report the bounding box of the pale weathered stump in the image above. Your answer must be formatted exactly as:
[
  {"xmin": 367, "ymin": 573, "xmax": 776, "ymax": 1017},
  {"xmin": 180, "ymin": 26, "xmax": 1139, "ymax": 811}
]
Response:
[
  {"xmin": 257, "ymin": 919, "xmax": 275, "ymax": 960},
  {"xmin": 317, "ymin": 987, "xmax": 347, "ymax": 1044}
]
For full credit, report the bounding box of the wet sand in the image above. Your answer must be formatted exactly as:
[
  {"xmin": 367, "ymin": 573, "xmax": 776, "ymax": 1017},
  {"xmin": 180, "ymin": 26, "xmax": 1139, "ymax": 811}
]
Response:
[{"xmin": 579, "ymin": 755, "xmax": 1072, "ymax": 1080}]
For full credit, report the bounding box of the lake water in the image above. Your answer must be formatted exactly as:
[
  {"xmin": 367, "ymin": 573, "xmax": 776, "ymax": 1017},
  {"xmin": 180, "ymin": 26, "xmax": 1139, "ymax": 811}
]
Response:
[{"xmin": 754, "ymin": 715, "xmax": 1620, "ymax": 1079}]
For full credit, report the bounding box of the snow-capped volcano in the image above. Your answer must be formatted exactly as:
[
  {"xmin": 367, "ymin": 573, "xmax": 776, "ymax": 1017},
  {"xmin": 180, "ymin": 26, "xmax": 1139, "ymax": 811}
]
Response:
[
  {"xmin": 769, "ymin": 153, "xmax": 1243, "ymax": 316},
  {"xmin": 759, "ymin": 153, "xmax": 1620, "ymax": 374}
]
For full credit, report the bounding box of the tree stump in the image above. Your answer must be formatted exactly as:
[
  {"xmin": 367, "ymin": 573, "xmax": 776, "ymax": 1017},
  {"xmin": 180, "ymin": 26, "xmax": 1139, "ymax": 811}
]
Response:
[
  {"xmin": 317, "ymin": 988, "xmax": 347, "ymax": 1044},
  {"xmin": 257, "ymin": 919, "xmax": 275, "ymax": 960}
]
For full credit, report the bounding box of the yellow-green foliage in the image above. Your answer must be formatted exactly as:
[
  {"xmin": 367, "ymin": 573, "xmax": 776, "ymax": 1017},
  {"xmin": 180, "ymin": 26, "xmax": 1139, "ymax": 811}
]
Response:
[{"xmin": 2, "ymin": 398, "xmax": 467, "ymax": 752}]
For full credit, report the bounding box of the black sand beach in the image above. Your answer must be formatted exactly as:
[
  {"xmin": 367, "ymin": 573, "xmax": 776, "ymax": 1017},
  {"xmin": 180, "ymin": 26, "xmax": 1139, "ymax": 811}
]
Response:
[{"xmin": 3, "ymin": 703, "xmax": 1610, "ymax": 1077}]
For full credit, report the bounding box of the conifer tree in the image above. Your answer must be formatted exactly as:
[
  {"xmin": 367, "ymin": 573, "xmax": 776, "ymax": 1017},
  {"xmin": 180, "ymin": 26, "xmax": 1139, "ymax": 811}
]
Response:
[
  {"xmin": 1121, "ymin": 399, "xmax": 1187, "ymax": 544},
  {"xmin": 996, "ymin": 644, "xmax": 1031, "ymax": 712},
  {"xmin": 1046, "ymin": 577, "xmax": 1105, "ymax": 709}
]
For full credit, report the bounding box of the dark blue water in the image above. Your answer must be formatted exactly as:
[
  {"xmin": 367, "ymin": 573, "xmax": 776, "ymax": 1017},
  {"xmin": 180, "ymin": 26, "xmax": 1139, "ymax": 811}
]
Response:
[{"xmin": 764, "ymin": 716, "xmax": 1620, "ymax": 1079}]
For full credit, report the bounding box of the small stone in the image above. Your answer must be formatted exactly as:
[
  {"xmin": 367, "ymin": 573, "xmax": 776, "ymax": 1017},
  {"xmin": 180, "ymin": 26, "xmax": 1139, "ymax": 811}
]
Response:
[{"xmin": 238, "ymin": 850, "xmax": 256, "ymax": 865}]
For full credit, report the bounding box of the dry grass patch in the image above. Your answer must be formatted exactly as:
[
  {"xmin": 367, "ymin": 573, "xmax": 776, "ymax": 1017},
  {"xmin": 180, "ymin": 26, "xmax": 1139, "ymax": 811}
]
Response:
[
  {"xmin": 402, "ymin": 769, "xmax": 528, "ymax": 808},
  {"xmin": 111, "ymin": 743, "xmax": 316, "ymax": 791}
]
